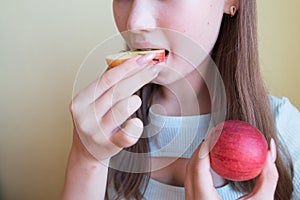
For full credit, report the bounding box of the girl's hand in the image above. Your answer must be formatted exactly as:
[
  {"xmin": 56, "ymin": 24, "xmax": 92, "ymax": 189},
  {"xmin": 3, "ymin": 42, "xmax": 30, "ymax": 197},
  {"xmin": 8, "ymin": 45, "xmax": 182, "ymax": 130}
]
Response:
[
  {"xmin": 238, "ymin": 139, "xmax": 278, "ymax": 200},
  {"xmin": 184, "ymin": 139, "xmax": 278, "ymax": 200},
  {"xmin": 69, "ymin": 53, "xmax": 160, "ymax": 162},
  {"xmin": 184, "ymin": 141, "xmax": 221, "ymax": 200}
]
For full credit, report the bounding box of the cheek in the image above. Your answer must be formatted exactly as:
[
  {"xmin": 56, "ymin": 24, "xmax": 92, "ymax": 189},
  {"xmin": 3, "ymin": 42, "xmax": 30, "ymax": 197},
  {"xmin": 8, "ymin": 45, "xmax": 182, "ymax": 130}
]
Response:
[
  {"xmin": 195, "ymin": 4, "xmax": 224, "ymax": 51},
  {"xmin": 197, "ymin": 15, "xmax": 223, "ymax": 52},
  {"xmin": 162, "ymin": 2, "xmax": 224, "ymax": 53},
  {"xmin": 200, "ymin": 4, "xmax": 224, "ymax": 48},
  {"xmin": 112, "ymin": 5, "xmax": 128, "ymax": 33},
  {"xmin": 114, "ymin": 14, "xmax": 127, "ymax": 33}
]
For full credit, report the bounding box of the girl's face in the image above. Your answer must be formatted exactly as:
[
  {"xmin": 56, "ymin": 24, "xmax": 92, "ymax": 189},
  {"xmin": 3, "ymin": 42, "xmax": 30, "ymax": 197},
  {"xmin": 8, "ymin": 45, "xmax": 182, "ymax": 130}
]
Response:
[{"xmin": 113, "ymin": 0, "xmax": 226, "ymax": 85}]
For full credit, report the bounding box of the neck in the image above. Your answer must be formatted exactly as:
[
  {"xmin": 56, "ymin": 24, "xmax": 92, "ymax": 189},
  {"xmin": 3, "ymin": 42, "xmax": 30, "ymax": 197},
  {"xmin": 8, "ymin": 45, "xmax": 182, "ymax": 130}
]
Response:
[{"xmin": 152, "ymin": 63, "xmax": 211, "ymax": 116}]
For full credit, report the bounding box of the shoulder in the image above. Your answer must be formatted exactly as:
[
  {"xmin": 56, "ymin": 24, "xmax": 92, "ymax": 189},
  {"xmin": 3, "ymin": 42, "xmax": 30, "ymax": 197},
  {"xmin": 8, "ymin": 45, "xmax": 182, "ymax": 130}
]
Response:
[
  {"xmin": 268, "ymin": 95, "xmax": 300, "ymax": 159},
  {"xmin": 269, "ymin": 95, "xmax": 300, "ymax": 129},
  {"xmin": 268, "ymin": 94, "xmax": 300, "ymax": 149},
  {"xmin": 269, "ymin": 95, "xmax": 299, "ymax": 118},
  {"xmin": 268, "ymin": 95, "xmax": 300, "ymax": 143},
  {"xmin": 269, "ymin": 95, "xmax": 300, "ymax": 199}
]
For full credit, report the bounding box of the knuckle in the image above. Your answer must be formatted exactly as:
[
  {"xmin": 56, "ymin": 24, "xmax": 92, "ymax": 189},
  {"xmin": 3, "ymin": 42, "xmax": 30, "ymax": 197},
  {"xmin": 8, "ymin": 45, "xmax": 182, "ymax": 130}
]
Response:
[
  {"xmin": 110, "ymin": 87, "xmax": 123, "ymax": 103},
  {"xmin": 101, "ymin": 74, "xmax": 114, "ymax": 89},
  {"xmin": 77, "ymin": 118, "xmax": 91, "ymax": 134},
  {"xmin": 78, "ymin": 114, "xmax": 99, "ymax": 136},
  {"xmin": 90, "ymin": 130, "xmax": 104, "ymax": 144},
  {"xmin": 69, "ymin": 97, "xmax": 82, "ymax": 116},
  {"xmin": 69, "ymin": 100, "xmax": 76, "ymax": 114},
  {"xmin": 113, "ymin": 104, "xmax": 125, "ymax": 117}
]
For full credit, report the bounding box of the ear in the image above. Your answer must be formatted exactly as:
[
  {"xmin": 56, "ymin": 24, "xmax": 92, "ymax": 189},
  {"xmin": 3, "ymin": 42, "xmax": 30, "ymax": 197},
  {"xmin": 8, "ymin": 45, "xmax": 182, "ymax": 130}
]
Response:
[{"xmin": 224, "ymin": 0, "xmax": 240, "ymax": 15}]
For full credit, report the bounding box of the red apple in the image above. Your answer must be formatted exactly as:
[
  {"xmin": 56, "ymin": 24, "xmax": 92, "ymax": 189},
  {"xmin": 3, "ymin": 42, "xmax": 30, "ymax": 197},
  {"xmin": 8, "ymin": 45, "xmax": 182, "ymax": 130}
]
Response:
[
  {"xmin": 209, "ymin": 120, "xmax": 268, "ymax": 181},
  {"xmin": 105, "ymin": 49, "xmax": 165, "ymax": 69}
]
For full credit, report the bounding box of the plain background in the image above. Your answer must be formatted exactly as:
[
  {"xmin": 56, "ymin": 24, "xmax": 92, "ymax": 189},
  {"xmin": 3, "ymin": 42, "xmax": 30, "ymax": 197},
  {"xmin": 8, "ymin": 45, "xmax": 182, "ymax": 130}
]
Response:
[{"xmin": 0, "ymin": 1, "xmax": 299, "ymax": 200}]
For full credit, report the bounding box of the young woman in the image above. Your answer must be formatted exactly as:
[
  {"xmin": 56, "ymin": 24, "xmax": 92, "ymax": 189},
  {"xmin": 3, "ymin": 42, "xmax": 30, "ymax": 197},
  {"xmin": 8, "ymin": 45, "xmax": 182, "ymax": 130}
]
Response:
[{"xmin": 62, "ymin": 0, "xmax": 299, "ymax": 199}]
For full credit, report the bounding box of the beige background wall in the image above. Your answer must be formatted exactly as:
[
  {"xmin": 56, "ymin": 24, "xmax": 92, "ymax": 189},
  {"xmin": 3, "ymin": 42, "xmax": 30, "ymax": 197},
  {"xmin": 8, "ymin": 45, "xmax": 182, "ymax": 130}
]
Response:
[
  {"xmin": 0, "ymin": 1, "xmax": 299, "ymax": 200},
  {"xmin": 258, "ymin": 1, "xmax": 300, "ymax": 108}
]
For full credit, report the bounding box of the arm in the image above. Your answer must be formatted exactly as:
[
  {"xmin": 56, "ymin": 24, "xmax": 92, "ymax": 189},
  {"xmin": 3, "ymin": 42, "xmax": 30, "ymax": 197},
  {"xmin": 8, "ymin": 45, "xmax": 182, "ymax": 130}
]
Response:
[
  {"xmin": 61, "ymin": 53, "xmax": 160, "ymax": 199},
  {"xmin": 61, "ymin": 131, "xmax": 109, "ymax": 200}
]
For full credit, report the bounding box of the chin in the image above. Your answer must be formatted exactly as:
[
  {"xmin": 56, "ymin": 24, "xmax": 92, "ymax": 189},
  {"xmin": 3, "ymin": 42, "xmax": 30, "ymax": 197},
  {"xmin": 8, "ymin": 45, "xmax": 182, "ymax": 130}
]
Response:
[
  {"xmin": 151, "ymin": 69, "xmax": 188, "ymax": 86},
  {"xmin": 153, "ymin": 62, "xmax": 196, "ymax": 86}
]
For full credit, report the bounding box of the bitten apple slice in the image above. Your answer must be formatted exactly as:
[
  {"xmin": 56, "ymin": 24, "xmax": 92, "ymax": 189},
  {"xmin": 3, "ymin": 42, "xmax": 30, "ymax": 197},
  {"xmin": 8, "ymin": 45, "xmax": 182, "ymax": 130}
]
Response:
[{"xmin": 105, "ymin": 49, "xmax": 165, "ymax": 69}]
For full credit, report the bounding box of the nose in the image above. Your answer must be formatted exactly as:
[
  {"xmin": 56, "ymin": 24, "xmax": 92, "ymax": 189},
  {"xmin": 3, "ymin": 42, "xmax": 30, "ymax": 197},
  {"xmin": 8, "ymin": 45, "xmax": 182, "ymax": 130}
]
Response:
[{"xmin": 127, "ymin": 1, "xmax": 157, "ymax": 31}]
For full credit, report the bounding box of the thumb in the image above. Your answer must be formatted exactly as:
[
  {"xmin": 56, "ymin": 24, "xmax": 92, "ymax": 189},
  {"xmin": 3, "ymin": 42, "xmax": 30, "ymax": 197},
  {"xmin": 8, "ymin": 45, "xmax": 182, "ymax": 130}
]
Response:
[
  {"xmin": 238, "ymin": 138, "xmax": 278, "ymax": 200},
  {"xmin": 253, "ymin": 138, "xmax": 278, "ymax": 195},
  {"xmin": 185, "ymin": 140, "xmax": 219, "ymax": 200}
]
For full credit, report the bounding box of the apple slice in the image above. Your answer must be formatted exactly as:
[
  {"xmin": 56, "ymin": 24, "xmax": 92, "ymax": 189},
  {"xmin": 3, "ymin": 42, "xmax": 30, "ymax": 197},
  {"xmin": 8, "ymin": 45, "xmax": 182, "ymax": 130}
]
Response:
[{"xmin": 105, "ymin": 49, "xmax": 165, "ymax": 69}]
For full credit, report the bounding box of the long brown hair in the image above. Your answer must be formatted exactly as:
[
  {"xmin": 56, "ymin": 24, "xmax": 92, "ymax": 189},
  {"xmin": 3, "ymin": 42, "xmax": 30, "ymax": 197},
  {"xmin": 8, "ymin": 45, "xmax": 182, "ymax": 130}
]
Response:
[{"xmin": 106, "ymin": 0, "xmax": 294, "ymax": 199}]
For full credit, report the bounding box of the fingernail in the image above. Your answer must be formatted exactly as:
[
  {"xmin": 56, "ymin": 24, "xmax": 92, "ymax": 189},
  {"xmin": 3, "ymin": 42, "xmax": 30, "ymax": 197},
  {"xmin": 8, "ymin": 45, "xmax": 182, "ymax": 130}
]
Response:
[
  {"xmin": 136, "ymin": 53, "xmax": 156, "ymax": 65},
  {"xmin": 270, "ymin": 138, "xmax": 277, "ymax": 162}
]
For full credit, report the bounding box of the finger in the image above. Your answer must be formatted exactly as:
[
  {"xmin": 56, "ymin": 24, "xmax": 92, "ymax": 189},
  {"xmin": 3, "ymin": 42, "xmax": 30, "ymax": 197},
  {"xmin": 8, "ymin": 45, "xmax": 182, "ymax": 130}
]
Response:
[
  {"xmin": 238, "ymin": 154, "xmax": 278, "ymax": 200},
  {"xmin": 238, "ymin": 138, "xmax": 278, "ymax": 200},
  {"xmin": 192, "ymin": 145, "xmax": 215, "ymax": 193},
  {"xmin": 190, "ymin": 141, "xmax": 211, "ymax": 173},
  {"xmin": 94, "ymin": 64, "xmax": 160, "ymax": 117},
  {"xmin": 73, "ymin": 53, "xmax": 156, "ymax": 105},
  {"xmin": 109, "ymin": 118, "xmax": 144, "ymax": 148},
  {"xmin": 198, "ymin": 127, "xmax": 218, "ymax": 159},
  {"xmin": 99, "ymin": 95, "xmax": 142, "ymax": 134},
  {"xmin": 185, "ymin": 141, "xmax": 218, "ymax": 199},
  {"xmin": 93, "ymin": 53, "xmax": 156, "ymax": 101},
  {"xmin": 254, "ymin": 139, "xmax": 279, "ymax": 194},
  {"xmin": 185, "ymin": 142, "xmax": 204, "ymax": 199}
]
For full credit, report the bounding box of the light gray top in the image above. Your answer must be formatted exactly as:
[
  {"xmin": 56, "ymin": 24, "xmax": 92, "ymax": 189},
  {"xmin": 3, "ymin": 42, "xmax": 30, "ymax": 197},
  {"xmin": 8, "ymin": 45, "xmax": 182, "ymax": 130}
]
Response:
[{"xmin": 108, "ymin": 96, "xmax": 300, "ymax": 199}]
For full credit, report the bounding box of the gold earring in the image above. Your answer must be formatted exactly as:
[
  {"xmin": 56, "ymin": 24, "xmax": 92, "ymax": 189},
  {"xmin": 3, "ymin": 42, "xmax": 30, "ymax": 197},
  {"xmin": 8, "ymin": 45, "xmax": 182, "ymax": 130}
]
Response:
[{"xmin": 230, "ymin": 6, "xmax": 237, "ymax": 17}]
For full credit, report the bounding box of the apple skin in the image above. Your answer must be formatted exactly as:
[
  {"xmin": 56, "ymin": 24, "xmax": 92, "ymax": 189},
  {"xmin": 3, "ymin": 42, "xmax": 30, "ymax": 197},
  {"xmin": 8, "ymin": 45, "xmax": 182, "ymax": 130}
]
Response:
[
  {"xmin": 209, "ymin": 120, "xmax": 268, "ymax": 181},
  {"xmin": 106, "ymin": 49, "xmax": 165, "ymax": 69}
]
